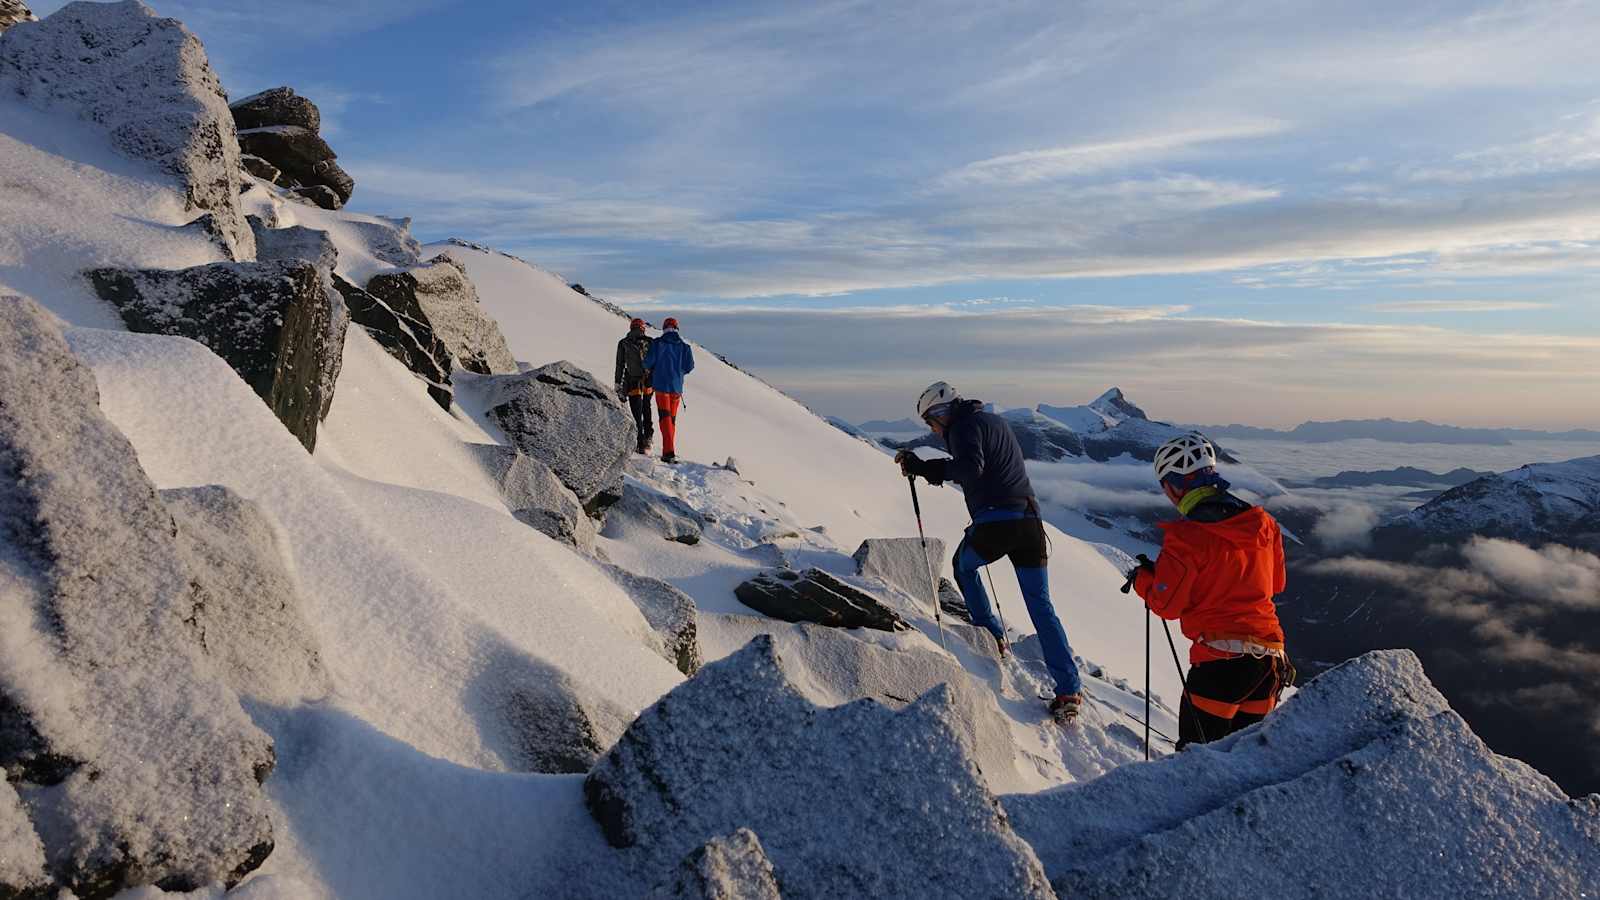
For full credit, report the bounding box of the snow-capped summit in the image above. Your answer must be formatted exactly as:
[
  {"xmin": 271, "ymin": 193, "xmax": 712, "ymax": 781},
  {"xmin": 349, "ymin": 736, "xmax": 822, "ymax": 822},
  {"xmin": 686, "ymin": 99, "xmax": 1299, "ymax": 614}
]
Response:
[
  {"xmin": 1088, "ymin": 386, "xmax": 1149, "ymax": 422},
  {"xmin": 1388, "ymin": 454, "xmax": 1600, "ymax": 546},
  {"xmin": 1036, "ymin": 387, "xmax": 1239, "ymax": 464}
]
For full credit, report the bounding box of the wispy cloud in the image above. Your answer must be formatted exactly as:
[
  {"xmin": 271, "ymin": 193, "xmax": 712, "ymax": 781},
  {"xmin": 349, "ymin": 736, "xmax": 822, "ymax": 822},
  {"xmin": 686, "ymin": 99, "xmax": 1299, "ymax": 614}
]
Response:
[
  {"xmin": 1367, "ymin": 300, "xmax": 1556, "ymax": 313},
  {"xmin": 937, "ymin": 122, "xmax": 1290, "ymax": 187}
]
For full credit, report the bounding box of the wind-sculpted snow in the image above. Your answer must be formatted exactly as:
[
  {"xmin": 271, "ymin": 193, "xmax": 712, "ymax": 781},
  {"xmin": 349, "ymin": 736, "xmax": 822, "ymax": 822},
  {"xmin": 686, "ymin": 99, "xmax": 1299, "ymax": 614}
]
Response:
[
  {"xmin": 585, "ymin": 636, "xmax": 1055, "ymax": 899},
  {"xmin": 0, "ymin": 1, "xmax": 254, "ymax": 258},
  {"xmin": 162, "ymin": 484, "xmax": 331, "ymax": 705},
  {"xmin": 1004, "ymin": 649, "xmax": 1600, "ymax": 898},
  {"xmin": 0, "ymin": 297, "xmax": 274, "ymax": 897},
  {"xmin": 664, "ymin": 829, "xmax": 782, "ymax": 900},
  {"xmin": 0, "ymin": 782, "xmax": 47, "ymax": 899}
]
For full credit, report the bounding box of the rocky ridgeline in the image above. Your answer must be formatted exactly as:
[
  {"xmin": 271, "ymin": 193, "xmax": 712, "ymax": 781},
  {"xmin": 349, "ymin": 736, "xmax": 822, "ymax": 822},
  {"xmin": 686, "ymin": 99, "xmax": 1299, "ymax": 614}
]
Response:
[
  {"xmin": 0, "ymin": 299, "xmax": 284, "ymax": 898},
  {"xmin": 231, "ymin": 86, "xmax": 355, "ymax": 210},
  {"xmin": 0, "ymin": 0, "xmax": 34, "ymax": 31},
  {"xmin": 0, "ymin": 0, "xmax": 255, "ymax": 258}
]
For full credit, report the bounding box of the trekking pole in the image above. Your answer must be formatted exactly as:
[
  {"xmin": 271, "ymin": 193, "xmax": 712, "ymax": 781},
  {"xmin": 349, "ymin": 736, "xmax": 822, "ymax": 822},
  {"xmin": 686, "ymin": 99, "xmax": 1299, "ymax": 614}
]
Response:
[
  {"xmin": 1145, "ymin": 606, "xmax": 1152, "ymax": 761},
  {"xmin": 1162, "ymin": 620, "xmax": 1205, "ymax": 744},
  {"xmin": 981, "ymin": 565, "xmax": 1009, "ymax": 643},
  {"xmin": 907, "ymin": 475, "xmax": 949, "ymax": 653}
]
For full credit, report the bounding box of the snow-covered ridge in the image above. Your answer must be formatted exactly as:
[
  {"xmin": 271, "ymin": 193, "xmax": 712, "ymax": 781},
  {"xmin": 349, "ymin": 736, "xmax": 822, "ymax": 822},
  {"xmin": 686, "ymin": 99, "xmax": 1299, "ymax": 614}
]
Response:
[{"xmin": 1390, "ymin": 454, "xmax": 1600, "ymax": 541}]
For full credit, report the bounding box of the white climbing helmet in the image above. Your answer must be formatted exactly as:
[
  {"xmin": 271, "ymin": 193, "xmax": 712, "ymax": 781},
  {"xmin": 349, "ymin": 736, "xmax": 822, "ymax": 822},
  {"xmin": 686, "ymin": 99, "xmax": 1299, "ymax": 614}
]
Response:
[
  {"xmin": 1153, "ymin": 431, "xmax": 1217, "ymax": 481},
  {"xmin": 916, "ymin": 381, "xmax": 960, "ymax": 419}
]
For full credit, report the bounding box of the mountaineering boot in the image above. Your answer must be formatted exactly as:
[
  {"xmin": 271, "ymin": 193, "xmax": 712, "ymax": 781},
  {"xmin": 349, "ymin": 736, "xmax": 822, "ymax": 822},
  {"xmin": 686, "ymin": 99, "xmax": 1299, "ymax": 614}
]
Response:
[
  {"xmin": 661, "ymin": 452, "xmax": 678, "ymax": 464},
  {"xmin": 1049, "ymin": 692, "xmax": 1082, "ymax": 724},
  {"xmin": 995, "ymin": 633, "xmax": 1009, "ymax": 658}
]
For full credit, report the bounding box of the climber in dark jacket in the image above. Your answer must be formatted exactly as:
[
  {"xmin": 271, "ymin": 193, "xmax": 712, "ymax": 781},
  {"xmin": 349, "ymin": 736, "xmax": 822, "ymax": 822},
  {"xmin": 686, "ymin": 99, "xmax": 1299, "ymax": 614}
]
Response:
[
  {"xmin": 615, "ymin": 318, "xmax": 654, "ymax": 454},
  {"xmin": 896, "ymin": 381, "xmax": 1083, "ymax": 720}
]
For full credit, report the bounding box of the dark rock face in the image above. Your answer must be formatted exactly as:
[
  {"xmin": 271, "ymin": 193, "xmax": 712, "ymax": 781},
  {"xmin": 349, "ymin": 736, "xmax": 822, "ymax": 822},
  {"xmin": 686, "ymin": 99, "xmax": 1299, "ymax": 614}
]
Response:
[
  {"xmin": 366, "ymin": 255, "xmax": 515, "ymax": 376},
  {"xmin": 229, "ymin": 85, "xmax": 320, "ymax": 132},
  {"xmin": 583, "ymin": 637, "xmax": 1053, "ymax": 898},
  {"xmin": 1004, "ymin": 650, "xmax": 1600, "ymax": 898},
  {"xmin": 666, "ymin": 829, "xmax": 782, "ymax": 900},
  {"xmin": 85, "ymin": 260, "xmax": 347, "ymax": 452},
  {"xmin": 467, "ymin": 443, "xmax": 596, "ymax": 552},
  {"xmin": 604, "ymin": 483, "xmax": 704, "ymax": 545},
  {"xmin": 938, "ymin": 576, "xmax": 973, "ymax": 624},
  {"xmin": 333, "ymin": 275, "xmax": 454, "ymax": 408},
  {"xmin": 734, "ymin": 568, "xmax": 909, "ymax": 632},
  {"xmin": 474, "ymin": 647, "xmax": 632, "ymax": 775},
  {"xmin": 0, "ymin": 296, "xmax": 276, "ymax": 898},
  {"xmin": 482, "ymin": 361, "xmax": 633, "ymax": 513},
  {"xmin": 0, "ymin": 1, "xmax": 254, "ymax": 257},
  {"xmin": 239, "ymin": 153, "xmax": 281, "ymax": 183},
  {"xmin": 598, "ymin": 562, "xmax": 701, "ymax": 676},
  {"xmin": 229, "ymin": 85, "xmax": 354, "ymax": 208}
]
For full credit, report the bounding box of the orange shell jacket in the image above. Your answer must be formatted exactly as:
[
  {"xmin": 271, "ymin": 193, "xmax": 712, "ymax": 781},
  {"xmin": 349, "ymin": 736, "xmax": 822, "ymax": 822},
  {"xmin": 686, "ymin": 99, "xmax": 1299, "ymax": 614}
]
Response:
[{"xmin": 1134, "ymin": 505, "xmax": 1287, "ymax": 664}]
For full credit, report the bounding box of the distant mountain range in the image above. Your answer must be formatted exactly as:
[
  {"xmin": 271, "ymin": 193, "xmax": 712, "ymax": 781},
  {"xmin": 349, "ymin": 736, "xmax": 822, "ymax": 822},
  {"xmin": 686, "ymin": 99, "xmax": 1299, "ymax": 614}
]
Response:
[
  {"xmin": 1296, "ymin": 466, "xmax": 1490, "ymax": 490},
  {"xmin": 1197, "ymin": 418, "xmax": 1600, "ymax": 446}
]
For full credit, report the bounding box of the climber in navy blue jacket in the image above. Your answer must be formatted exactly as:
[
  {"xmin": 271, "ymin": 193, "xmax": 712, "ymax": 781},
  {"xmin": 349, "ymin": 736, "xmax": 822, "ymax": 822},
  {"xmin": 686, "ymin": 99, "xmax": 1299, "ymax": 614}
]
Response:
[
  {"xmin": 896, "ymin": 381, "xmax": 1083, "ymax": 720},
  {"xmin": 642, "ymin": 317, "xmax": 695, "ymax": 463}
]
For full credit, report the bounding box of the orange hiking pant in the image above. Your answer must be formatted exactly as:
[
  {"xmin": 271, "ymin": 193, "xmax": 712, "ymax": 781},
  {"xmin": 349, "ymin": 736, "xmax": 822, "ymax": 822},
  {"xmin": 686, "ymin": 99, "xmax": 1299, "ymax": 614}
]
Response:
[{"xmin": 656, "ymin": 392, "xmax": 682, "ymax": 455}]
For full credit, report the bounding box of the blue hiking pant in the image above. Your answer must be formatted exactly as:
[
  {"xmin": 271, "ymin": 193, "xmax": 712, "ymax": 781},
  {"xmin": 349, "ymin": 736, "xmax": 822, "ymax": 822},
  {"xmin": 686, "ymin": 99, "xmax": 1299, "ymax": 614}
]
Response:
[{"xmin": 953, "ymin": 512, "xmax": 1082, "ymax": 696}]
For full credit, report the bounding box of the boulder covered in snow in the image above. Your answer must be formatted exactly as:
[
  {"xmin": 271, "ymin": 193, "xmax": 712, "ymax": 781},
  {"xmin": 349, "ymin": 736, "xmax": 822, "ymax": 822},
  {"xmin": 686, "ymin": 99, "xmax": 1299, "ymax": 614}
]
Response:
[
  {"xmin": 599, "ymin": 562, "xmax": 702, "ymax": 676},
  {"xmin": 162, "ymin": 485, "xmax": 331, "ymax": 705},
  {"xmin": 734, "ymin": 568, "xmax": 910, "ymax": 632},
  {"xmin": 852, "ymin": 537, "xmax": 945, "ymax": 599},
  {"xmin": 0, "ymin": 782, "xmax": 48, "ymax": 899},
  {"xmin": 0, "ymin": 296, "xmax": 275, "ymax": 896},
  {"xmin": 366, "ymin": 255, "xmax": 516, "ymax": 376},
  {"xmin": 662, "ymin": 829, "xmax": 782, "ymax": 900},
  {"xmin": 585, "ymin": 636, "xmax": 1054, "ymax": 898},
  {"xmin": 605, "ymin": 482, "xmax": 705, "ymax": 545},
  {"xmin": 230, "ymin": 86, "xmax": 354, "ymax": 208},
  {"xmin": 473, "ymin": 648, "xmax": 633, "ymax": 775},
  {"xmin": 468, "ymin": 443, "xmax": 597, "ymax": 552},
  {"xmin": 1003, "ymin": 649, "xmax": 1600, "ymax": 897},
  {"xmin": 86, "ymin": 259, "xmax": 348, "ymax": 452},
  {"xmin": 0, "ymin": 1, "xmax": 255, "ymax": 258},
  {"xmin": 482, "ymin": 360, "xmax": 633, "ymax": 512}
]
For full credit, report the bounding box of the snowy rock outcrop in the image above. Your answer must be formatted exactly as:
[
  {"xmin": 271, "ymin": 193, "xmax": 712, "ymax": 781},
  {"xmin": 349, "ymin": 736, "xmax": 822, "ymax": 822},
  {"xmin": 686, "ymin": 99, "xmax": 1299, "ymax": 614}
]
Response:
[
  {"xmin": 599, "ymin": 563, "xmax": 702, "ymax": 676},
  {"xmin": 1385, "ymin": 454, "xmax": 1600, "ymax": 545},
  {"xmin": 662, "ymin": 829, "xmax": 782, "ymax": 900},
  {"xmin": 0, "ymin": 1, "xmax": 255, "ymax": 258},
  {"xmin": 852, "ymin": 537, "xmax": 945, "ymax": 598},
  {"xmin": 162, "ymin": 485, "xmax": 331, "ymax": 705},
  {"xmin": 734, "ymin": 568, "xmax": 910, "ymax": 632},
  {"xmin": 482, "ymin": 360, "xmax": 633, "ymax": 512},
  {"xmin": 1003, "ymin": 649, "xmax": 1600, "ymax": 898},
  {"xmin": 585, "ymin": 636, "xmax": 1054, "ymax": 898},
  {"xmin": 366, "ymin": 255, "xmax": 516, "ymax": 376},
  {"xmin": 0, "ymin": 0, "xmax": 34, "ymax": 31},
  {"xmin": 230, "ymin": 86, "xmax": 355, "ymax": 209},
  {"xmin": 0, "ymin": 782, "xmax": 48, "ymax": 899},
  {"xmin": 474, "ymin": 649, "xmax": 632, "ymax": 775},
  {"xmin": 86, "ymin": 259, "xmax": 348, "ymax": 452},
  {"xmin": 0, "ymin": 297, "xmax": 275, "ymax": 897},
  {"xmin": 606, "ymin": 483, "xmax": 705, "ymax": 546},
  {"xmin": 468, "ymin": 443, "xmax": 597, "ymax": 552}
]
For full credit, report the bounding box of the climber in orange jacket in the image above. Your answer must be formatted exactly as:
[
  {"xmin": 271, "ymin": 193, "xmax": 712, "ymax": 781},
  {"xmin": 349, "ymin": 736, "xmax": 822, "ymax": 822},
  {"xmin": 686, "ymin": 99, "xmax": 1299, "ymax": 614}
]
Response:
[{"xmin": 1130, "ymin": 431, "xmax": 1294, "ymax": 749}]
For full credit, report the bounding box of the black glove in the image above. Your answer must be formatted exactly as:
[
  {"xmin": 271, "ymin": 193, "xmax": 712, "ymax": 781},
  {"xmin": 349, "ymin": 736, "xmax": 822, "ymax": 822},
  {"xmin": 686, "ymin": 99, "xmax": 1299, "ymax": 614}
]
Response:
[
  {"xmin": 895, "ymin": 449, "xmax": 925, "ymax": 478},
  {"xmin": 1120, "ymin": 554, "xmax": 1155, "ymax": 593},
  {"xmin": 615, "ymin": 383, "xmax": 627, "ymax": 401}
]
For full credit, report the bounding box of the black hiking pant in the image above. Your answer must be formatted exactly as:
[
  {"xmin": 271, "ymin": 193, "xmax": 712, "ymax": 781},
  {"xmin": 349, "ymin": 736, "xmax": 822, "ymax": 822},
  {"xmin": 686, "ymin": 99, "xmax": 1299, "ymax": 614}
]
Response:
[
  {"xmin": 1177, "ymin": 653, "xmax": 1293, "ymax": 749},
  {"xmin": 628, "ymin": 393, "xmax": 654, "ymax": 450}
]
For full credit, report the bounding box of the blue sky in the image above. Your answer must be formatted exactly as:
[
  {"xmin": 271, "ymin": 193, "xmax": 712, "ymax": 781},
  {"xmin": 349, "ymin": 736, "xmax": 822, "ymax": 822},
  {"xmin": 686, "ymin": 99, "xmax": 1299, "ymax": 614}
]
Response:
[{"xmin": 34, "ymin": 0, "xmax": 1600, "ymax": 427}]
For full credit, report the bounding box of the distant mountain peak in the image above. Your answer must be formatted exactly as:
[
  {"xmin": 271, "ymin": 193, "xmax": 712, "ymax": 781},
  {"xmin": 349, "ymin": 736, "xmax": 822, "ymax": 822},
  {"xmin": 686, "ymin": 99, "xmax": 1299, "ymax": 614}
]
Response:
[{"xmin": 1089, "ymin": 387, "xmax": 1148, "ymax": 421}]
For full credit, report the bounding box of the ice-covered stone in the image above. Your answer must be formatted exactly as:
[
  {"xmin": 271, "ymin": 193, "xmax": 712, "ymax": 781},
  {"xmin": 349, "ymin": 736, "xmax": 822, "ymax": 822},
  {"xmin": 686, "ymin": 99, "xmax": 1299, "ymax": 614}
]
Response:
[
  {"xmin": 290, "ymin": 182, "xmax": 344, "ymax": 210},
  {"xmin": 0, "ymin": 1, "xmax": 255, "ymax": 258},
  {"xmin": 366, "ymin": 255, "xmax": 515, "ymax": 376},
  {"xmin": 851, "ymin": 537, "xmax": 945, "ymax": 599},
  {"xmin": 0, "ymin": 782, "xmax": 48, "ymax": 900},
  {"xmin": 236, "ymin": 123, "xmax": 353, "ymax": 208},
  {"xmin": 162, "ymin": 485, "xmax": 331, "ymax": 705},
  {"xmin": 482, "ymin": 361, "xmax": 633, "ymax": 512},
  {"xmin": 1004, "ymin": 649, "xmax": 1600, "ymax": 898},
  {"xmin": 734, "ymin": 568, "xmax": 909, "ymax": 632},
  {"xmin": 85, "ymin": 259, "xmax": 348, "ymax": 452},
  {"xmin": 240, "ymin": 153, "xmax": 281, "ymax": 184},
  {"xmin": 467, "ymin": 443, "xmax": 596, "ymax": 552},
  {"xmin": 0, "ymin": 296, "xmax": 275, "ymax": 897},
  {"xmin": 662, "ymin": 829, "xmax": 782, "ymax": 900},
  {"xmin": 599, "ymin": 562, "xmax": 701, "ymax": 676},
  {"xmin": 584, "ymin": 636, "xmax": 1053, "ymax": 899},
  {"xmin": 606, "ymin": 483, "xmax": 704, "ymax": 545},
  {"xmin": 472, "ymin": 647, "xmax": 632, "ymax": 775}
]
